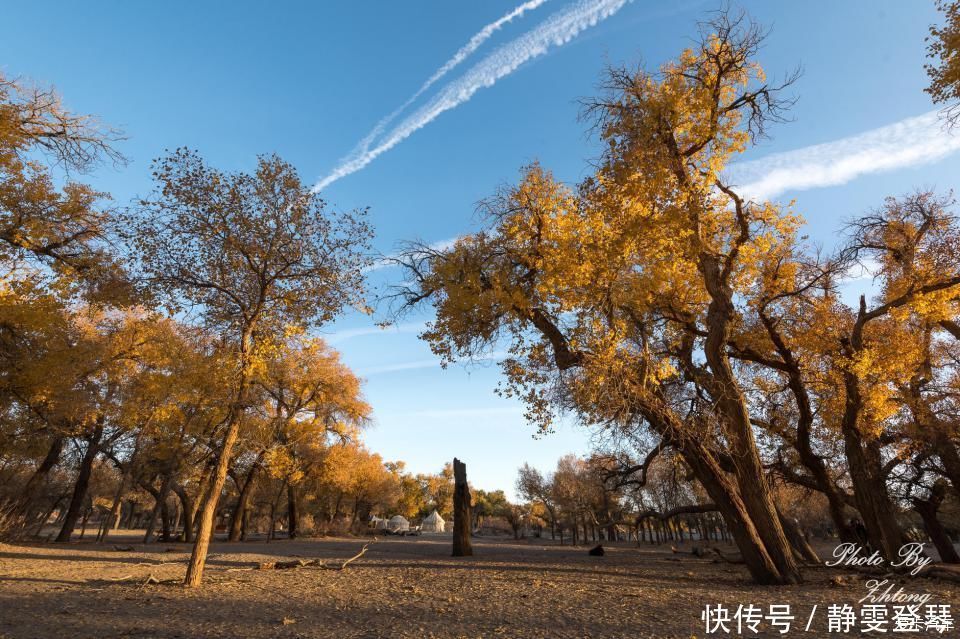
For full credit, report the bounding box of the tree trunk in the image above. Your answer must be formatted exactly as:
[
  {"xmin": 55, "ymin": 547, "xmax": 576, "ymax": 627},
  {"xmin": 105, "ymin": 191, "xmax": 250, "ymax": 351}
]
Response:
[
  {"xmin": 913, "ymin": 483, "xmax": 960, "ymax": 564},
  {"xmin": 287, "ymin": 482, "xmax": 299, "ymax": 539},
  {"xmin": 78, "ymin": 507, "xmax": 90, "ymax": 540},
  {"xmin": 98, "ymin": 481, "xmax": 125, "ymax": 543},
  {"xmin": 229, "ymin": 458, "xmax": 261, "ymax": 542},
  {"xmin": 14, "ymin": 436, "xmax": 64, "ymax": 523},
  {"xmin": 184, "ymin": 401, "xmax": 245, "ymax": 586},
  {"xmin": 678, "ymin": 438, "xmax": 791, "ymax": 584},
  {"xmin": 189, "ymin": 459, "xmax": 215, "ymax": 538},
  {"xmin": 840, "ymin": 417, "xmax": 906, "ymax": 559},
  {"xmin": 934, "ymin": 434, "xmax": 960, "ymax": 503},
  {"xmin": 641, "ymin": 400, "xmax": 797, "ymax": 585},
  {"xmin": 173, "ymin": 484, "xmax": 193, "ymax": 543},
  {"xmin": 698, "ymin": 256, "xmax": 802, "ymax": 584},
  {"xmin": 840, "ymin": 306, "xmax": 907, "ymax": 561},
  {"xmin": 916, "ymin": 504, "xmax": 959, "ymax": 564},
  {"xmin": 776, "ymin": 506, "xmax": 819, "ymax": 563},
  {"xmin": 143, "ymin": 472, "xmax": 174, "ymax": 544},
  {"xmin": 55, "ymin": 429, "xmax": 102, "ymax": 542},
  {"xmin": 451, "ymin": 458, "xmax": 473, "ymax": 557},
  {"xmin": 171, "ymin": 499, "xmax": 181, "ymax": 538},
  {"xmin": 159, "ymin": 494, "xmax": 172, "ymax": 542}
]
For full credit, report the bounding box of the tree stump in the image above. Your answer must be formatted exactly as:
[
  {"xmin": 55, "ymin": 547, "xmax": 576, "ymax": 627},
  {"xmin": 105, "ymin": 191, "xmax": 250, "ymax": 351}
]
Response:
[{"xmin": 452, "ymin": 458, "xmax": 473, "ymax": 557}]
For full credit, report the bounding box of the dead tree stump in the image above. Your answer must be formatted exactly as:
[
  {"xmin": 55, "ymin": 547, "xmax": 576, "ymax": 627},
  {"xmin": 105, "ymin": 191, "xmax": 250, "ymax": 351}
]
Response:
[{"xmin": 452, "ymin": 458, "xmax": 473, "ymax": 557}]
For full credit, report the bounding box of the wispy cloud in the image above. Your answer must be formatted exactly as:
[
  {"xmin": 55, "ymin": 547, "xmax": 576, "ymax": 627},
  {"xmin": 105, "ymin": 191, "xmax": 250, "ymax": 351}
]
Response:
[
  {"xmin": 314, "ymin": 0, "xmax": 631, "ymax": 192},
  {"xmin": 351, "ymin": 0, "xmax": 550, "ymax": 165},
  {"xmin": 324, "ymin": 321, "xmax": 426, "ymax": 345},
  {"xmin": 729, "ymin": 110, "xmax": 960, "ymax": 201},
  {"xmin": 359, "ymin": 351, "xmax": 509, "ymax": 377},
  {"xmin": 360, "ymin": 113, "xmax": 959, "ymax": 278}
]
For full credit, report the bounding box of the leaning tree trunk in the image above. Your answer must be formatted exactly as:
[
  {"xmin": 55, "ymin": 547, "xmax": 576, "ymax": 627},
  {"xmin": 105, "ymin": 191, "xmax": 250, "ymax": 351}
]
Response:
[
  {"xmin": 643, "ymin": 404, "xmax": 797, "ymax": 585},
  {"xmin": 776, "ymin": 505, "xmax": 819, "ymax": 563},
  {"xmin": 143, "ymin": 471, "xmax": 174, "ymax": 544},
  {"xmin": 934, "ymin": 434, "xmax": 960, "ymax": 503},
  {"xmin": 452, "ymin": 458, "xmax": 473, "ymax": 557},
  {"xmin": 913, "ymin": 483, "xmax": 960, "ymax": 564},
  {"xmin": 705, "ymin": 383, "xmax": 802, "ymax": 580},
  {"xmin": 184, "ymin": 421, "xmax": 239, "ymax": 586},
  {"xmin": 99, "ymin": 480, "xmax": 126, "ymax": 543},
  {"xmin": 228, "ymin": 455, "xmax": 262, "ymax": 542},
  {"xmin": 56, "ymin": 428, "xmax": 102, "ymax": 542},
  {"xmin": 13, "ymin": 436, "xmax": 64, "ymax": 524},
  {"xmin": 840, "ymin": 315, "xmax": 907, "ymax": 561},
  {"xmin": 184, "ymin": 342, "xmax": 253, "ymax": 588},
  {"xmin": 699, "ymin": 279, "xmax": 802, "ymax": 584},
  {"xmin": 840, "ymin": 395, "xmax": 906, "ymax": 560}
]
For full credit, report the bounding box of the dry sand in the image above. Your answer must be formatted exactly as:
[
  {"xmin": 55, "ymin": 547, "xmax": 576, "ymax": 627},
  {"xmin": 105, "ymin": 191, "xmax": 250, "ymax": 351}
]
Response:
[{"xmin": 0, "ymin": 533, "xmax": 957, "ymax": 638}]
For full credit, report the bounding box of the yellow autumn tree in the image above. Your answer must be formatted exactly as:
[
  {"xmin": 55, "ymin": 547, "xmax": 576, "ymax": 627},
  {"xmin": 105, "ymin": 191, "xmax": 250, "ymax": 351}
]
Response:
[
  {"xmin": 394, "ymin": 10, "xmax": 806, "ymax": 584},
  {"xmin": 131, "ymin": 149, "xmax": 372, "ymax": 586},
  {"xmin": 0, "ymin": 72, "xmax": 129, "ymax": 300},
  {"xmin": 255, "ymin": 336, "xmax": 370, "ymax": 538}
]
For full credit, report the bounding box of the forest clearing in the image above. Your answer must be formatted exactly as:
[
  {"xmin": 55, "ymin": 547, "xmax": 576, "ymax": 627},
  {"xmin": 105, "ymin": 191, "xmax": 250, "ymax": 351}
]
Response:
[
  {"xmin": 4, "ymin": 1, "xmax": 960, "ymax": 637},
  {"xmin": 4, "ymin": 534, "xmax": 957, "ymax": 639}
]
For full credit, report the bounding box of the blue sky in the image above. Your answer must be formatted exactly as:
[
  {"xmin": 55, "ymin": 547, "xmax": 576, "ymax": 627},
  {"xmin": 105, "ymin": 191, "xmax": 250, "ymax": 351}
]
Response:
[{"xmin": 3, "ymin": 1, "xmax": 958, "ymax": 497}]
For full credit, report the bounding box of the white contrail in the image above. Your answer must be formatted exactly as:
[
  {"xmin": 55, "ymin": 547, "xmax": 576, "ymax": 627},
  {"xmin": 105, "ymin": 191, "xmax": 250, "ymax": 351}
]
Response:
[
  {"xmin": 353, "ymin": 0, "xmax": 550, "ymax": 161},
  {"xmin": 325, "ymin": 321, "xmax": 426, "ymax": 345},
  {"xmin": 729, "ymin": 110, "xmax": 960, "ymax": 201},
  {"xmin": 359, "ymin": 351, "xmax": 508, "ymax": 377},
  {"xmin": 362, "ymin": 111, "xmax": 960, "ymax": 275},
  {"xmin": 314, "ymin": 0, "xmax": 631, "ymax": 192}
]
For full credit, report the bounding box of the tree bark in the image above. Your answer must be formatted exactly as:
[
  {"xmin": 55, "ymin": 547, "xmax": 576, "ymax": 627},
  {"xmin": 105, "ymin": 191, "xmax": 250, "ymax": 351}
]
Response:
[
  {"xmin": 452, "ymin": 458, "xmax": 472, "ymax": 557},
  {"xmin": 840, "ymin": 411, "xmax": 905, "ymax": 559},
  {"xmin": 700, "ymin": 287, "xmax": 802, "ymax": 583},
  {"xmin": 55, "ymin": 428, "xmax": 102, "ymax": 542},
  {"xmin": 13, "ymin": 436, "xmax": 64, "ymax": 524},
  {"xmin": 776, "ymin": 506, "xmax": 819, "ymax": 563},
  {"xmin": 173, "ymin": 484, "xmax": 193, "ymax": 543},
  {"xmin": 643, "ymin": 402, "xmax": 797, "ymax": 584},
  {"xmin": 98, "ymin": 479, "xmax": 125, "ymax": 544},
  {"xmin": 184, "ymin": 389, "xmax": 247, "ymax": 586},
  {"xmin": 143, "ymin": 471, "xmax": 174, "ymax": 544},
  {"xmin": 839, "ymin": 302, "xmax": 907, "ymax": 560},
  {"xmin": 913, "ymin": 483, "xmax": 960, "ymax": 564},
  {"xmin": 228, "ymin": 458, "xmax": 261, "ymax": 542}
]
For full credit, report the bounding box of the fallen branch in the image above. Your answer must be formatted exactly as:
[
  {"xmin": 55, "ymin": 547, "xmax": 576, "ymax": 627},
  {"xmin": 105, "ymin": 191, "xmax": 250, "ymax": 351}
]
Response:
[
  {"xmin": 138, "ymin": 574, "xmax": 160, "ymax": 589},
  {"xmin": 323, "ymin": 542, "xmax": 371, "ymax": 571},
  {"xmin": 257, "ymin": 541, "xmax": 375, "ymax": 572}
]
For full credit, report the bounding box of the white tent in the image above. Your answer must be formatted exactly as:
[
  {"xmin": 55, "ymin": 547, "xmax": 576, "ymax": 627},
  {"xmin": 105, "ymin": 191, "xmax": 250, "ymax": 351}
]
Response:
[
  {"xmin": 421, "ymin": 510, "xmax": 445, "ymax": 533},
  {"xmin": 369, "ymin": 515, "xmax": 388, "ymax": 530},
  {"xmin": 387, "ymin": 515, "xmax": 410, "ymax": 533}
]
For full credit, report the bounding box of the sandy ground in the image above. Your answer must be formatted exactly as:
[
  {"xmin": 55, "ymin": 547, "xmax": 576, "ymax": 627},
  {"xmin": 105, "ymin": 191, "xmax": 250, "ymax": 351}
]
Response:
[{"xmin": 0, "ymin": 532, "xmax": 958, "ymax": 638}]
